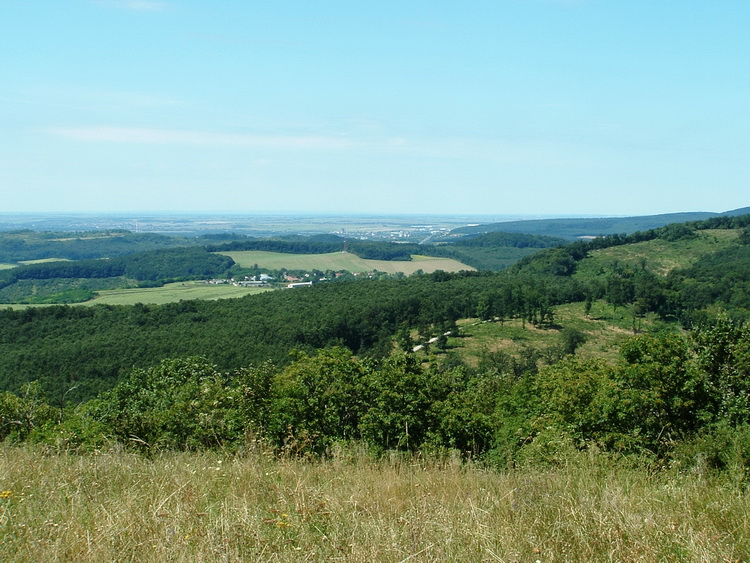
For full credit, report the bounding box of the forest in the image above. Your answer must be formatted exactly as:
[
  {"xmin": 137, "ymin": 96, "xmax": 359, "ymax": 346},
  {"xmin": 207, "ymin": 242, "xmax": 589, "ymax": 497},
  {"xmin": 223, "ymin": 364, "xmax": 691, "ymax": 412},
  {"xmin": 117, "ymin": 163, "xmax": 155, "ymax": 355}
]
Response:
[{"xmin": 1, "ymin": 213, "xmax": 750, "ymax": 474}]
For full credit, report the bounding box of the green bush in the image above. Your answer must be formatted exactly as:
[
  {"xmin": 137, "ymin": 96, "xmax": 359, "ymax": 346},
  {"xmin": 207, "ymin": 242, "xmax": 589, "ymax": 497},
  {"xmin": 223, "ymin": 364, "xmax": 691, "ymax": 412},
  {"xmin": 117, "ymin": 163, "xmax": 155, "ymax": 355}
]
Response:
[
  {"xmin": 0, "ymin": 383, "xmax": 57, "ymax": 443},
  {"xmin": 93, "ymin": 357, "xmax": 263, "ymax": 451}
]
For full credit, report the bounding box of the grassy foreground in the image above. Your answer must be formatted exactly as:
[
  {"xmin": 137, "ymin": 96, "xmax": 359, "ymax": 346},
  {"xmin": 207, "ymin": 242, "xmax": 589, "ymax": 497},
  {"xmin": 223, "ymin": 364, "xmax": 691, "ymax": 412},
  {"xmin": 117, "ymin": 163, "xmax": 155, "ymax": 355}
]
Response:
[{"xmin": 1, "ymin": 445, "xmax": 748, "ymax": 562}]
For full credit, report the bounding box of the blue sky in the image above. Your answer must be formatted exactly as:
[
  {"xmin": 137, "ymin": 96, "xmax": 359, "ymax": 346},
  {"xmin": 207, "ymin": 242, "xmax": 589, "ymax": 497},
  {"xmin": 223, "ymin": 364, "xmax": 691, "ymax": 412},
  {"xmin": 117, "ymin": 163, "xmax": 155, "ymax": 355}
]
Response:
[{"xmin": 2, "ymin": 1, "xmax": 749, "ymax": 216}]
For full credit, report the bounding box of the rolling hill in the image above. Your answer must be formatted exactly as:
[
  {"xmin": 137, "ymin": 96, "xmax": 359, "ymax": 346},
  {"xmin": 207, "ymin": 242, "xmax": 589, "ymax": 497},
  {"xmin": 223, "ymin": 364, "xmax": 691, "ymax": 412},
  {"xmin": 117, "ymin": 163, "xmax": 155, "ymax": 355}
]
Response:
[{"xmin": 450, "ymin": 207, "xmax": 750, "ymax": 239}]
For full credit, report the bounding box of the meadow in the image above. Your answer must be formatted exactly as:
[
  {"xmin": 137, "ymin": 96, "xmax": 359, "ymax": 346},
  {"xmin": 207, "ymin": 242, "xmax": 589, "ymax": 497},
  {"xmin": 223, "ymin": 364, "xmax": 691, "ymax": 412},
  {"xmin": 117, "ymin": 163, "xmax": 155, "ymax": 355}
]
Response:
[
  {"xmin": 87, "ymin": 282, "xmax": 271, "ymax": 306},
  {"xmin": 574, "ymin": 229, "xmax": 740, "ymax": 277},
  {"xmin": 449, "ymin": 299, "xmax": 655, "ymax": 369},
  {"xmin": 220, "ymin": 250, "xmax": 474, "ymax": 275},
  {"xmin": 1, "ymin": 444, "xmax": 747, "ymax": 562}
]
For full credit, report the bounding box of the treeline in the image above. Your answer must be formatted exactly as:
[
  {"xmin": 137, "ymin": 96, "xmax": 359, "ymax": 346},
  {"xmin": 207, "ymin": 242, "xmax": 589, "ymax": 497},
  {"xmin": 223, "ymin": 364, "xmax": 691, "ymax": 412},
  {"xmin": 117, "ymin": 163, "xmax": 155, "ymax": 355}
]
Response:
[
  {"xmin": 206, "ymin": 236, "xmax": 420, "ymax": 261},
  {"xmin": 670, "ymin": 243, "xmax": 750, "ymax": 314},
  {"xmin": 450, "ymin": 231, "xmax": 567, "ymax": 249},
  {"xmin": 3, "ymin": 318, "xmax": 750, "ymax": 477},
  {"xmin": 0, "ymin": 247, "xmax": 234, "ymax": 289}
]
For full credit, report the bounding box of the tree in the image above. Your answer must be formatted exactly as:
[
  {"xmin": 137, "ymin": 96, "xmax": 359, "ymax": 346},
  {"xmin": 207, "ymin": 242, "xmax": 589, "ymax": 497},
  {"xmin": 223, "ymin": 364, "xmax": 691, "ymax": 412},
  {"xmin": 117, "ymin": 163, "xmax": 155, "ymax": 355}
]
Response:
[
  {"xmin": 94, "ymin": 357, "xmax": 250, "ymax": 451},
  {"xmin": 558, "ymin": 327, "xmax": 587, "ymax": 357},
  {"xmin": 269, "ymin": 347, "xmax": 368, "ymax": 453}
]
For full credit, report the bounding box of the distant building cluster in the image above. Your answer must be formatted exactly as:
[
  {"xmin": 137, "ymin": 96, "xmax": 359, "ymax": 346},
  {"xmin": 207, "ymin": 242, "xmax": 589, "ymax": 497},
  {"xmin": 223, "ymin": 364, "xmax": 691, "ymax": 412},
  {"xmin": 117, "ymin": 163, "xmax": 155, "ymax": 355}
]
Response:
[
  {"xmin": 330, "ymin": 224, "xmax": 451, "ymax": 242},
  {"xmin": 205, "ymin": 273, "xmax": 275, "ymax": 287}
]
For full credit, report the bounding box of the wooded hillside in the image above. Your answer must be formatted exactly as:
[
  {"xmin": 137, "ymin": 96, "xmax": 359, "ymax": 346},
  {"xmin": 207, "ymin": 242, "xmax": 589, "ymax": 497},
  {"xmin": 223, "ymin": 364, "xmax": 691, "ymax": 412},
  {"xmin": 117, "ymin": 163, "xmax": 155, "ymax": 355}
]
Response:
[{"xmin": 1, "ymin": 214, "xmax": 750, "ymax": 473}]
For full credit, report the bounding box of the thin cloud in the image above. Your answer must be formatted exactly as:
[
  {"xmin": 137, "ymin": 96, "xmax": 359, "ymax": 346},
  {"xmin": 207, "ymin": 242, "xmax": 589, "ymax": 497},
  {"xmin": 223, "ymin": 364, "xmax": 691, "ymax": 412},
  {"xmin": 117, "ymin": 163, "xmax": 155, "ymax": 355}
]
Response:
[
  {"xmin": 45, "ymin": 126, "xmax": 598, "ymax": 166},
  {"xmin": 47, "ymin": 126, "xmax": 354, "ymax": 150},
  {"xmin": 94, "ymin": 0, "xmax": 168, "ymax": 11}
]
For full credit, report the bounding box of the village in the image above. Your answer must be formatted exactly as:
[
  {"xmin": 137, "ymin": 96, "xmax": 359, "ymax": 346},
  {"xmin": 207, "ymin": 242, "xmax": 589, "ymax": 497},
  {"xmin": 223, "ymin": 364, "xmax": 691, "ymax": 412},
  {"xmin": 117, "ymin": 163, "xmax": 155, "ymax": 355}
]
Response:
[{"xmin": 204, "ymin": 269, "xmax": 382, "ymax": 289}]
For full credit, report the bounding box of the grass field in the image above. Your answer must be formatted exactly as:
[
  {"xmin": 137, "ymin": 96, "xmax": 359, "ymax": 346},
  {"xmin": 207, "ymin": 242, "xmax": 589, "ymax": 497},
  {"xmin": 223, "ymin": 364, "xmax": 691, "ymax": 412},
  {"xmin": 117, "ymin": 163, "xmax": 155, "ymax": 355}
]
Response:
[
  {"xmin": 0, "ymin": 258, "xmax": 71, "ymax": 270},
  {"xmin": 18, "ymin": 258, "xmax": 71, "ymax": 265},
  {"xmin": 219, "ymin": 250, "xmax": 474, "ymax": 274},
  {"xmin": 444, "ymin": 300, "xmax": 657, "ymax": 368},
  {"xmin": 87, "ymin": 282, "xmax": 271, "ymax": 306},
  {"xmin": 575, "ymin": 229, "xmax": 740, "ymax": 277},
  {"xmin": 1, "ymin": 444, "xmax": 747, "ymax": 562}
]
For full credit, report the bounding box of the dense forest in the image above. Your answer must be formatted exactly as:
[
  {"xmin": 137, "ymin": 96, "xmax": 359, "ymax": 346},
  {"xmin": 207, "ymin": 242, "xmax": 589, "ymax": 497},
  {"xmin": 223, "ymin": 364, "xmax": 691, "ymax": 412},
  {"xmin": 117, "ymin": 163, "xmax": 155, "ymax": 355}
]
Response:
[
  {"xmin": 0, "ymin": 230, "xmax": 191, "ymax": 262},
  {"xmin": 2, "ymin": 214, "xmax": 750, "ymax": 473}
]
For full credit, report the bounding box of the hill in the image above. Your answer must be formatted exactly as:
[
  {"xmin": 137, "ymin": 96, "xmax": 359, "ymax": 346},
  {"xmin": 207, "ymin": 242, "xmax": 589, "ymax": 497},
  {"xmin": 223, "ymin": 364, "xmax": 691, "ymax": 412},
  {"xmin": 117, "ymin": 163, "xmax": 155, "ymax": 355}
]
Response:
[{"xmin": 450, "ymin": 207, "xmax": 750, "ymax": 239}]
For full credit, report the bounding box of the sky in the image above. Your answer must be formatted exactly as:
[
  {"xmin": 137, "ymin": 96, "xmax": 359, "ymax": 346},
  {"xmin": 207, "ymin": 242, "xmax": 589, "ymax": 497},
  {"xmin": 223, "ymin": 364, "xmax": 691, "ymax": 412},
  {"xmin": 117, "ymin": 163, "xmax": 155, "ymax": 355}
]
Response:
[{"xmin": 1, "ymin": 1, "xmax": 749, "ymax": 217}]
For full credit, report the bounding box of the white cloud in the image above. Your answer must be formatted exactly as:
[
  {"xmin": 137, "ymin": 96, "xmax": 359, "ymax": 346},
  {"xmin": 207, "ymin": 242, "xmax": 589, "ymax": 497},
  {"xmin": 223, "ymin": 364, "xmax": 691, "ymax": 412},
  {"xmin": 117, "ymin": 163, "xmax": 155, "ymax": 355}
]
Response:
[
  {"xmin": 95, "ymin": 0, "xmax": 168, "ymax": 11},
  {"xmin": 45, "ymin": 126, "xmax": 605, "ymax": 168},
  {"xmin": 47, "ymin": 126, "xmax": 354, "ymax": 150}
]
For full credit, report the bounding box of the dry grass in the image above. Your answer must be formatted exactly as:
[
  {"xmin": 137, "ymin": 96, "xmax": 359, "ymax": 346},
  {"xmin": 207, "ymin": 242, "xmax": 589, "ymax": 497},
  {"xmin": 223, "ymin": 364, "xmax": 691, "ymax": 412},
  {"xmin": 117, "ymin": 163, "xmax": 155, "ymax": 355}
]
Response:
[
  {"xmin": 574, "ymin": 229, "xmax": 741, "ymax": 278},
  {"xmin": 451, "ymin": 301, "xmax": 655, "ymax": 369},
  {"xmin": 1, "ymin": 444, "xmax": 749, "ymax": 562}
]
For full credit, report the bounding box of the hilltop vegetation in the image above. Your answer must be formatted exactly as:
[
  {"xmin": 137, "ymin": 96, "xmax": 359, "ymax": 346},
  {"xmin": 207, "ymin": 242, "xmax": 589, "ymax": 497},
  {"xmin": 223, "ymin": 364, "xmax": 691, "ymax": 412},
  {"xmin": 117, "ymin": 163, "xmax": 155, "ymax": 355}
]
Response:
[{"xmin": 3, "ymin": 211, "xmax": 750, "ymax": 560}]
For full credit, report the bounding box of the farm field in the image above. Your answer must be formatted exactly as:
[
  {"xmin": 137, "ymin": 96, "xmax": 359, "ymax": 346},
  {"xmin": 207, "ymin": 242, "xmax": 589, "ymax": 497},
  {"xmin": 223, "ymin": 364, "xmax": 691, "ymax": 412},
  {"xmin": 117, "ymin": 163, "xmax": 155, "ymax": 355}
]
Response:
[
  {"xmin": 86, "ymin": 282, "xmax": 271, "ymax": 306},
  {"xmin": 0, "ymin": 258, "xmax": 70, "ymax": 269},
  {"xmin": 220, "ymin": 250, "xmax": 474, "ymax": 274}
]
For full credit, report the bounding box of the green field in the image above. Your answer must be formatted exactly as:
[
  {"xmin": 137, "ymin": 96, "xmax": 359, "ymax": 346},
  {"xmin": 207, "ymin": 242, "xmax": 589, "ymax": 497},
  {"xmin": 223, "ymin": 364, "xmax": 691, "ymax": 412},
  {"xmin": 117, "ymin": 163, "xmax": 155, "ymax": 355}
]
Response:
[
  {"xmin": 87, "ymin": 282, "xmax": 271, "ymax": 306},
  {"xmin": 0, "ymin": 258, "xmax": 72, "ymax": 270},
  {"xmin": 220, "ymin": 250, "xmax": 474, "ymax": 274},
  {"xmin": 18, "ymin": 258, "xmax": 71, "ymax": 265}
]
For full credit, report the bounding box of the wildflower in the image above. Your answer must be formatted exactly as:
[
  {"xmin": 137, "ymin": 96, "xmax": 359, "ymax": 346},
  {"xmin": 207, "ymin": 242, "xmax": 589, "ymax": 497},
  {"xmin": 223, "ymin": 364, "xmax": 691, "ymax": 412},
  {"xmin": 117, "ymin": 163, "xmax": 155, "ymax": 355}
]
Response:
[{"xmin": 0, "ymin": 491, "xmax": 12, "ymax": 499}]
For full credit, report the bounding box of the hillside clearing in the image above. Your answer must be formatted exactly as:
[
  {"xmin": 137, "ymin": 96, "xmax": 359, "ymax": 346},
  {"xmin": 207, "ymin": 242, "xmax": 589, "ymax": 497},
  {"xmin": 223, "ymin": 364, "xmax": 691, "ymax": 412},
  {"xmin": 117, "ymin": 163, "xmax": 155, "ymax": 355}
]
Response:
[
  {"xmin": 445, "ymin": 300, "xmax": 660, "ymax": 368},
  {"xmin": 575, "ymin": 229, "xmax": 740, "ymax": 277}
]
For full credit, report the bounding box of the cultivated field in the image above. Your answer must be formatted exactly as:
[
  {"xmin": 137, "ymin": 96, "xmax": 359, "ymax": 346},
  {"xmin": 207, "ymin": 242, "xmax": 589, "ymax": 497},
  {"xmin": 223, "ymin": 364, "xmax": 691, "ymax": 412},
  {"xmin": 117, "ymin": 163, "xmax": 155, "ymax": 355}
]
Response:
[
  {"xmin": 1, "ymin": 444, "xmax": 747, "ymax": 562},
  {"xmin": 220, "ymin": 250, "xmax": 474, "ymax": 275},
  {"xmin": 87, "ymin": 282, "xmax": 271, "ymax": 306}
]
